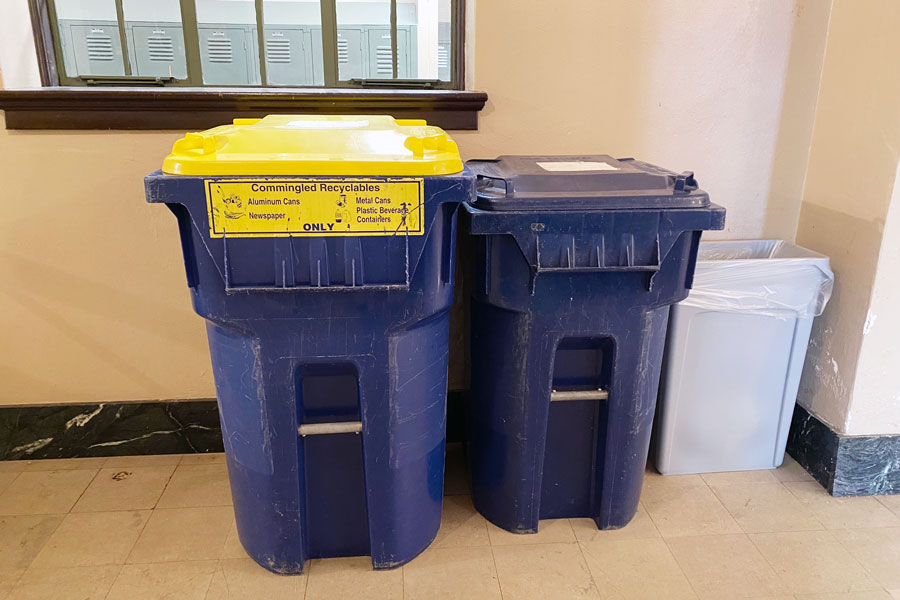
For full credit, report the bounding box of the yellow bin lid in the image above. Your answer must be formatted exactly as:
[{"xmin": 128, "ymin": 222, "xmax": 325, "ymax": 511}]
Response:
[{"xmin": 162, "ymin": 115, "xmax": 463, "ymax": 176}]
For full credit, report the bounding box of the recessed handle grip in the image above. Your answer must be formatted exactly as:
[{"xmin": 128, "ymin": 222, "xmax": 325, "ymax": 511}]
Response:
[
  {"xmin": 550, "ymin": 389, "xmax": 609, "ymax": 402},
  {"xmin": 298, "ymin": 421, "xmax": 363, "ymax": 436}
]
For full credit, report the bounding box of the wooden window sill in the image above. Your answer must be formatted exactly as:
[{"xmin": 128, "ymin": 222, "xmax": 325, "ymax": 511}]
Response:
[{"xmin": 0, "ymin": 87, "xmax": 488, "ymax": 130}]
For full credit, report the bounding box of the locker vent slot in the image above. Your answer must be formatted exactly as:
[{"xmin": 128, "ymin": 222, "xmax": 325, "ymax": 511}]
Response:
[
  {"xmin": 375, "ymin": 45, "xmax": 392, "ymax": 75},
  {"xmin": 86, "ymin": 34, "xmax": 115, "ymax": 61},
  {"xmin": 337, "ymin": 38, "xmax": 349, "ymax": 64},
  {"xmin": 148, "ymin": 36, "xmax": 175, "ymax": 62},
  {"xmin": 207, "ymin": 36, "xmax": 233, "ymax": 63},
  {"xmin": 266, "ymin": 38, "xmax": 291, "ymax": 63}
]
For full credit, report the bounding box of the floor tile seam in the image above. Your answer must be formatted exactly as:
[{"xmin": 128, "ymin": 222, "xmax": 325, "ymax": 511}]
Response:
[
  {"xmin": 153, "ymin": 502, "xmax": 234, "ymax": 510},
  {"xmin": 98, "ymin": 563, "xmax": 125, "ymax": 600},
  {"xmin": 122, "ymin": 556, "xmax": 226, "ymax": 566},
  {"xmin": 575, "ymin": 539, "xmax": 633, "ymax": 600},
  {"xmin": 303, "ymin": 561, "xmax": 311, "ymax": 600},
  {"xmin": 67, "ymin": 468, "xmax": 103, "ymax": 514},
  {"xmin": 15, "ymin": 512, "xmax": 68, "ymax": 574},
  {"xmin": 742, "ymin": 528, "xmax": 885, "ymax": 595},
  {"xmin": 201, "ymin": 559, "xmax": 226, "ymax": 600},
  {"xmin": 660, "ymin": 533, "xmax": 722, "ymax": 600},
  {"xmin": 121, "ymin": 507, "xmax": 157, "ymax": 566},
  {"xmin": 2, "ymin": 568, "xmax": 26, "ymax": 600},
  {"xmin": 487, "ymin": 539, "xmax": 505, "ymax": 600},
  {"xmin": 827, "ymin": 526, "xmax": 900, "ymax": 591},
  {"xmin": 708, "ymin": 481, "xmax": 829, "ymax": 535},
  {"xmin": 784, "ymin": 482, "xmax": 900, "ymax": 530},
  {"xmin": 72, "ymin": 465, "xmax": 179, "ymax": 514},
  {"xmin": 874, "ymin": 496, "xmax": 900, "ymax": 514},
  {"xmin": 150, "ymin": 464, "xmax": 178, "ymax": 511},
  {"xmin": 0, "ymin": 471, "xmax": 24, "ymax": 494},
  {"xmin": 215, "ymin": 514, "xmax": 238, "ymax": 562},
  {"xmin": 101, "ymin": 455, "xmax": 186, "ymax": 468},
  {"xmin": 3, "ymin": 468, "xmax": 101, "ymax": 516}
]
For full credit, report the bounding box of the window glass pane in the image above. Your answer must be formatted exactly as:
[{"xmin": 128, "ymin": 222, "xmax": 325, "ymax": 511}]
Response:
[
  {"xmin": 436, "ymin": 0, "xmax": 452, "ymax": 82},
  {"xmin": 262, "ymin": 0, "xmax": 324, "ymax": 86},
  {"xmin": 195, "ymin": 0, "xmax": 261, "ymax": 85},
  {"xmin": 122, "ymin": 0, "xmax": 187, "ymax": 80},
  {"xmin": 335, "ymin": 0, "xmax": 391, "ymax": 80},
  {"xmin": 407, "ymin": 0, "xmax": 451, "ymax": 81},
  {"xmin": 54, "ymin": 0, "xmax": 125, "ymax": 78},
  {"xmin": 52, "ymin": 0, "xmax": 457, "ymax": 87}
]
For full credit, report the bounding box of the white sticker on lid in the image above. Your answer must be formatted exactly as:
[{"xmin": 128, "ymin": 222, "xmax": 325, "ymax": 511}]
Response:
[
  {"xmin": 276, "ymin": 119, "xmax": 370, "ymax": 130},
  {"xmin": 536, "ymin": 161, "xmax": 619, "ymax": 172}
]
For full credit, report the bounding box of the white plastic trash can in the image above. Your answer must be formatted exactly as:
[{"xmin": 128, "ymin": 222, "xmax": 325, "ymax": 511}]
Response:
[{"xmin": 654, "ymin": 240, "xmax": 834, "ymax": 475}]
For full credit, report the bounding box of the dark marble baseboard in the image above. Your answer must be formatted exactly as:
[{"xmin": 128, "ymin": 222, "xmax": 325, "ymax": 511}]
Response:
[
  {"xmin": 0, "ymin": 400, "xmax": 224, "ymax": 460},
  {"xmin": 0, "ymin": 391, "xmax": 468, "ymax": 461},
  {"xmin": 787, "ymin": 404, "xmax": 900, "ymax": 497}
]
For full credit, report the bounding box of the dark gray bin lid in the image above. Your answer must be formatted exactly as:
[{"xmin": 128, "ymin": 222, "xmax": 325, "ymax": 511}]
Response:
[{"xmin": 467, "ymin": 155, "xmax": 710, "ymax": 211}]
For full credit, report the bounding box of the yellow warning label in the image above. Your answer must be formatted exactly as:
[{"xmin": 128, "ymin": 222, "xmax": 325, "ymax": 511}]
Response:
[{"xmin": 205, "ymin": 178, "xmax": 425, "ymax": 238}]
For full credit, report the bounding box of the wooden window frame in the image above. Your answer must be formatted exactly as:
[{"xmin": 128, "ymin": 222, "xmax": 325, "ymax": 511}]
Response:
[{"xmin": 0, "ymin": 0, "xmax": 485, "ymax": 130}]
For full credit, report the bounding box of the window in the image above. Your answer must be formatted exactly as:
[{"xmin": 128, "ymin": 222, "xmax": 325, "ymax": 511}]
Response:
[
  {"xmin": 46, "ymin": 0, "xmax": 461, "ymax": 89},
  {"xmin": 2, "ymin": 0, "xmax": 484, "ymax": 130}
]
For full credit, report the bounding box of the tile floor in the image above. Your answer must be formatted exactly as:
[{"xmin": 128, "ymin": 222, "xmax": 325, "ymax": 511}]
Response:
[{"xmin": 0, "ymin": 448, "xmax": 899, "ymax": 599}]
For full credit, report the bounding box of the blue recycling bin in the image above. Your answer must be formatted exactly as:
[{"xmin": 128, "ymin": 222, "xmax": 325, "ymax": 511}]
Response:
[
  {"xmin": 145, "ymin": 116, "xmax": 473, "ymax": 573},
  {"xmin": 463, "ymin": 155, "xmax": 725, "ymax": 533}
]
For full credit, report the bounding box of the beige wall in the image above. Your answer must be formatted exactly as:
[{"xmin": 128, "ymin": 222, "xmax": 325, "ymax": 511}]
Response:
[
  {"xmin": 456, "ymin": 0, "xmax": 831, "ymax": 241},
  {"xmin": 0, "ymin": 125, "xmax": 215, "ymax": 405},
  {"xmin": 795, "ymin": 0, "xmax": 900, "ymax": 435},
  {"xmin": 1, "ymin": 0, "xmax": 831, "ymax": 405},
  {"xmin": 851, "ymin": 163, "xmax": 900, "ymax": 435}
]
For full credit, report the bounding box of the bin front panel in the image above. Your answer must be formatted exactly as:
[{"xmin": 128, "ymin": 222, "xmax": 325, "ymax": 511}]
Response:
[
  {"xmin": 655, "ymin": 305, "xmax": 815, "ymax": 474},
  {"xmin": 146, "ymin": 172, "xmax": 471, "ymax": 318},
  {"xmin": 469, "ymin": 287, "xmax": 674, "ymax": 532}
]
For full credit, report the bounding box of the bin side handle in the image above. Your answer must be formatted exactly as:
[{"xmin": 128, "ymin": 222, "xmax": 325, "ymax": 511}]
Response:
[
  {"xmin": 550, "ymin": 389, "xmax": 609, "ymax": 402},
  {"xmin": 475, "ymin": 174, "xmax": 509, "ymax": 197},
  {"xmin": 298, "ymin": 421, "xmax": 363, "ymax": 436}
]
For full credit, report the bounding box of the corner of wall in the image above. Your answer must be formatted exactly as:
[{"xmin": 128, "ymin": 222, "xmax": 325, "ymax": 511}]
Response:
[{"xmin": 793, "ymin": 0, "xmax": 900, "ymax": 436}]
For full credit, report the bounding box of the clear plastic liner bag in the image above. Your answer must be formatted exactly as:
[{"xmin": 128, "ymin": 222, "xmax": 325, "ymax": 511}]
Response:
[{"xmin": 680, "ymin": 240, "xmax": 834, "ymax": 319}]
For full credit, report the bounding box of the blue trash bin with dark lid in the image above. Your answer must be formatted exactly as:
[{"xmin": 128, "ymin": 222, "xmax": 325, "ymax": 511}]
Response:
[
  {"xmin": 462, "ymin": 155, "xmax": 725, "ymax": 533},
  {"xmin": 145, "ymin": 115, "xmax": 474, "ymax": 573}
]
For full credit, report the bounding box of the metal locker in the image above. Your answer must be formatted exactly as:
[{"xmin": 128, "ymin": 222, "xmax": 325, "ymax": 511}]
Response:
[
  {"xmin": 336, "ymin": 28, "xmax": 365, "ymax": 81},
  {"xmin": 248, "ymin": 26, "xmax": 262, "ymax": 86},
  {"xmin": 263, "ymin": 27, "xmax": 312, "ymax": 86},
  {"xmin": 127, "ymin": 24, "xmax": 187, "ymax": 79},
  {"xmin": 198, "ymin": 25, "xmax": 257, "ymax": 85},
  {"xmin": 57, "ymin": 20, "xmax": 81, "ymax": 77},
  {"xmin": 310, "ymin": 27, "xmax": 325, "ymax": 86},
  {"xmin": 365, "ymin": 27, "xmax": 409, "ymax": 79},
  {"xmin": 437, "ymin": 22, "xmax": 451, "ymax": 81},
  {"xmin": 405, "ymin": 26, "xmax": 418, "ymax": 78},
  {"xmin": 366, "ymin": 28, "xmax": 393, "ymax": 79},
  {"xmin": 68, "ymin": 23, "xmax": 126, "ymax": 77}
]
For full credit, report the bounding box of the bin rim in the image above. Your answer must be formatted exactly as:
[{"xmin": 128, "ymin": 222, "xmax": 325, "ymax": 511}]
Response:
[
  {"xmin": 683, "ymin": 239, "xmax": 834, "ymax": 319},
  {"xmin": 695, "ymin": 239, "xmax": 831, "ymax": 263},
  {"xmin": 466, "ymin": 155, "xmax": 710, "ymax": 211},
  {"xmin": 161, "ymin": 115, "xmax": 464, "ymax": 177}
]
